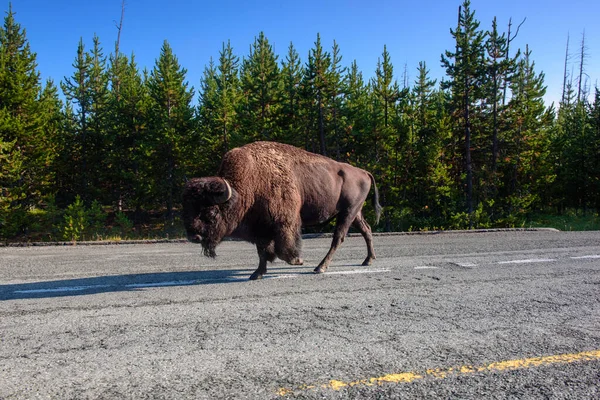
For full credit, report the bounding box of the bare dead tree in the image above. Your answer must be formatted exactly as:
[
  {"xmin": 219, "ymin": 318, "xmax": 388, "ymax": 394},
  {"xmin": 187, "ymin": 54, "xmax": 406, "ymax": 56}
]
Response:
[
  {"xmin": 502, "ymin": 16, "xmax": 526, "ymax": 105},
  {"xmin": 577, "ymin": 30, "xmax": 588, "ymax": 103},
  {"xmin": 114, "ymin": 0, "xmax": 126, "ymax": 63},
  {"xmin": 112, "ymin": 0, "xmax": 126, "ymax": 102},
  {"xmin": 561, "ymin": 33, "xmax": 570, "ymax": 105},
  {"xmin": 114, "ymin": 0, "xmax": 126, "ymax": 211}
]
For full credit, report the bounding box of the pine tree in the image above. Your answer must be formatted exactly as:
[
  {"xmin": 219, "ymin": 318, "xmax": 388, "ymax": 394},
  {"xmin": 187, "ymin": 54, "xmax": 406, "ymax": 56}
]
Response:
[
  {"xmin": 504, "ymin": 45, "xmax": 553, "ymax": 217},
  {"xmin": 197, "ymin": 57, "xmax": 222, "ymax": 172},
  {"xmin": 86, "ymin": 35, "xmax": 110, "ymax": 201},
  {"xmin": 328, "ymin": 40, "xmax": 347, "ymax": 160},
  {"xmin": 239, "ymin": 32, "xmax": 282, "ymax": 142},
  {"xmin": 280, "ymin": 42, "xmax": 303, "ymax": 147},
  {"xmin": 485, "ymin": 17, "xmax": 518, "ymax": 178},
  {"xmin": 409, "ymin": 61, "xmax": 438, "ymax": 219},
  {"xmin": 147, "ymin": 40, "xmax": 195, "ymax": 221},
  {"xmin": 107, "ymin": 53, "xmax": 150, "ymax": 217},
  {"xmin": 413, "ymin": 61, "xmax": 437, "ymax": 137},
  {"xmin": 343, "ymin": 60, "xmax": 370, "ymax": 165},
  {"xmin": 0, "ymin": 5, "xmax": 61, "ymax": 238},
  {"xmin": 216, "ymin": 41, "xmax": 241, "ymax": 152},
  {"xmin": 441, "ymin": 0, "xmax": 487, "ymax": 223},
  {"xmin": 199, "ymin": 41, "xmax": 241, "ymax": 157},
  {"xmin": 61, "ymin": 37, "xmax": 93, "ymax": 201},
  {"xmin": 588, "ymin": 87, "xmax": 600, "ymax": 210},
  {"xmin": 481, "ymin": 17, "xmax": 522, "ymax": 220},
  {"xmin": 370, "ymin": 45, "xmax": 403, "ymax": 230},
  {"xmin": 372, "ymin": 46, "xmax": 401, "ymax": 134},
  {"xmin": 302, "ymin": 34, "xmax": 332, "ymax": 154},
  {"xmin": 39, "ymin": 79, "xmax": 64, "ymax": 201}
]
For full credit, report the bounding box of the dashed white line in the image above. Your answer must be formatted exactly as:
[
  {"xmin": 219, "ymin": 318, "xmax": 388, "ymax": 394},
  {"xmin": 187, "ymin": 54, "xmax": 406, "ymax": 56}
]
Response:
[
  {"xmin": 325, "ymin": 268, "xmax": 390, "ymax": 275},
  {"xmin": 126, "ymin": 280, "xmax": 204, "ymax": 288},
  {"xmin": 12, "ymin": 253, "xmax": 596, "ymax": 295},
  {"xmin": 268, "ymin": 274, "xmax": 300, "ymax": 280},
  {"xmin": 497, "ymin": 258, "xmax": 556, "ymax": 265},
  {"xmin": 454, "ymin": 262, "xmax": 477, "ymax": 267},
  {"xmin": 14, "ymin": 285, "xmax": 111, "ymax": 294},
  {"xmin": 570, "ymin": 255, "xmax": 600, "ymax": 260}
]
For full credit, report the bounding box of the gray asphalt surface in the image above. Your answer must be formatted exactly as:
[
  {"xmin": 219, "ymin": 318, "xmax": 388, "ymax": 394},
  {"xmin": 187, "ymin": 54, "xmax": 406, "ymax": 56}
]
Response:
[{"xmin": 1, "ymin": 230, "xmax": 599, "ymax": 399}]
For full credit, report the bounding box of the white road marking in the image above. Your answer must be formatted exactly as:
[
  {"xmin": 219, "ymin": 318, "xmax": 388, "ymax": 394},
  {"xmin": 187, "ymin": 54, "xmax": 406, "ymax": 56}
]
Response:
[
  {"xmin": 12, "ymin": 252, "xmax": 597, "ymax": 295},
  {"xmin": 14, "ymin": 285, "xmax": 111, "ymax": 294},
  {"xmin": 325, "ymin": 268, "xmax": 390, "ymax": 275},
  {"xmin": 570, "ymin": 255, "xmax": 600, "ymax": 259},
  {"xmin": 125, "ymin": 280, "xmax": 201, "ymax": 288},
  {"xmin": 497, "ymin": 258, "xmax": 556, "ymax": 264},
  {"xmin": 268, "ymin": 274, "xmax": 300, "ymax": 279},
  {"xmin": 454, "ymin": 262, "xmax": 477, "ymax": 267}
]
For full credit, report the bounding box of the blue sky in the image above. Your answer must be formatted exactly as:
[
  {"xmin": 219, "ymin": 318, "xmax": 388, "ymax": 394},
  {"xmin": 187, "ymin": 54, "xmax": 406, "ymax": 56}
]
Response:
[{"xmin": 9, "ymin": 0, "xmax": 600, "ymax": 107}]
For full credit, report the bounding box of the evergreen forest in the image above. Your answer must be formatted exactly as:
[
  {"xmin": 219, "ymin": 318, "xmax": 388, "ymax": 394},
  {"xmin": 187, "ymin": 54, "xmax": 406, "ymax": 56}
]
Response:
[{"xmin": 1, "ymin": 1, "xmax": 599, "ymax": 242}]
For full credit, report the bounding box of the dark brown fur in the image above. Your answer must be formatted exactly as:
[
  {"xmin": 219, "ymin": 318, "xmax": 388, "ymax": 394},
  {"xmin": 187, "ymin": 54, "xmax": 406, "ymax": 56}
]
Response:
[{"xmin": 183, "ymin": 141, "xmax": 382, "ymax": 280}]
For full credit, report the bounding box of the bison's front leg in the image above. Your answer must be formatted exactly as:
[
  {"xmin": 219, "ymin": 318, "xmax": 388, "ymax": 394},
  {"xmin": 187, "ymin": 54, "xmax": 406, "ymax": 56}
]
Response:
[
  {"xmin": 274, "ymin": 223, "xmax": 304, "ymax": 266},
  {"xmin": 250, "ymin": 241, "xmax": 276, "ymax": 280}
]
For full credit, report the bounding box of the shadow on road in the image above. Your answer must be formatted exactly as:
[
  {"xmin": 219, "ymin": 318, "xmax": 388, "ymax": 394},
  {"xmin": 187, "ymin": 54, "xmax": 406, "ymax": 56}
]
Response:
[{"xmin": 0, "ymin": 267, "xmax": 312, "ymax": 301}]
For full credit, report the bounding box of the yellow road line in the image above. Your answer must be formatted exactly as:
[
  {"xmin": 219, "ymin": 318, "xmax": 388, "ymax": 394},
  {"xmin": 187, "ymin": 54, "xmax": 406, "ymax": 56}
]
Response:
[{"xmin": 277, "ymin": 349, "xmax": 600, "ymax": 396}]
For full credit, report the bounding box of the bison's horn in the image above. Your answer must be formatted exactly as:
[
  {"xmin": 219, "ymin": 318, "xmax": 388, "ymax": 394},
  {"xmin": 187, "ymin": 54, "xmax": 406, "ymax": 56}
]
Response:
[
  {"xmin": 213, "ymin": 178, "xmax": 232, "ymax": 204},
  {"xmin": 223, "ymin": 179, "xmax": 232, "ymax": 202}
]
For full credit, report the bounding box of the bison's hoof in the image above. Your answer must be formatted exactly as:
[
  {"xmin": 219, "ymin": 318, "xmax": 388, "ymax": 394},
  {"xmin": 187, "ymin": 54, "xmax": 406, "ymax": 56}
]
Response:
[
  {"xmin": 249, "ymin": 272, "xmax": 264, "ymax": 280},
  {"xmin": 313, "ymin": 266, "xmax": 326, "ymax": 274},
  {"xmin": 362, "ymin": 258, "xmax": 374, "ymax": 266},
  {"xmin": 288, "ymin": 258, "xmax": 304, "ymax": 266}
]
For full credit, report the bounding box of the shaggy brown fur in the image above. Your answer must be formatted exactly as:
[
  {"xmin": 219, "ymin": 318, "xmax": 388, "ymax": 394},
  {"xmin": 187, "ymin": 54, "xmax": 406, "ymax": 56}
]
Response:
[{"xmin": 183, "ymin": 141, "xmax": 382, "ymax": 280}]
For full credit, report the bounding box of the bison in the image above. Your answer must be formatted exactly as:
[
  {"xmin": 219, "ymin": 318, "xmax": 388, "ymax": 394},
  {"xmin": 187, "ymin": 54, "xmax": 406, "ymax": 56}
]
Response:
[{"xmin": 182, "ymin": 141, "xmax": 382, "ymax": 280}]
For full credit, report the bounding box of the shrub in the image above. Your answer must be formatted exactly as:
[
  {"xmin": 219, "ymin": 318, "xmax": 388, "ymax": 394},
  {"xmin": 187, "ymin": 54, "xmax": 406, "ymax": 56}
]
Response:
[{"xmin": 61, "ymin": 196, "xmax": 87, "ymax": 242}]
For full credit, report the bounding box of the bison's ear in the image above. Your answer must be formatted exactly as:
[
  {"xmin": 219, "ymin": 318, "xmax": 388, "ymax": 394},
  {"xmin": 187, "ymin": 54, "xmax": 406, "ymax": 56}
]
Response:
[{"xmin": 184, "ymin": 177, "xmax": 232, "ymax": 206}]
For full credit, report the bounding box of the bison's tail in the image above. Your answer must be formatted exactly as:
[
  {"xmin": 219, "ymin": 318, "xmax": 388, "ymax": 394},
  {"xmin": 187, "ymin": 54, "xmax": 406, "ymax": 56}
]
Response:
[{"xmin": 368, "ymin": 173, "xmax": 383, "ymax": 225}]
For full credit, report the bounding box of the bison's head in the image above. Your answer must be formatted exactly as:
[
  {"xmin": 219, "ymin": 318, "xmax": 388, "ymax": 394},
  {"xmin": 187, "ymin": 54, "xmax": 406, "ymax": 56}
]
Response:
[{"xmin": 182, "ymin": 177, "xmax": 233, "ymax": 258}]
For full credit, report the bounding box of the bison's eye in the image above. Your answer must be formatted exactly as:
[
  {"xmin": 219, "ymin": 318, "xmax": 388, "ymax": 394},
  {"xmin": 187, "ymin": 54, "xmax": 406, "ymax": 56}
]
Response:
[{"xmin": 200, "ymin": 207, "xmax": 218, "ymax": 223}]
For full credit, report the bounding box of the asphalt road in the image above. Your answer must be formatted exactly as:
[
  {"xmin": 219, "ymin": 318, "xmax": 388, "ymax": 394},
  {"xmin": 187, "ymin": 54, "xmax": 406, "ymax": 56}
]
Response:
[{"xmin": 1, "ymin": 230, "xmax": 599, "ymax": 399}]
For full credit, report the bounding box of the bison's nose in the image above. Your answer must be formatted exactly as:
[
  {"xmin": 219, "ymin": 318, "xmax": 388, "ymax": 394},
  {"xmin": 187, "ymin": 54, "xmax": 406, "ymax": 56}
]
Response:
[{"xmin": 187, "ymin": 234, "xmax": 202, "ymax": 243}]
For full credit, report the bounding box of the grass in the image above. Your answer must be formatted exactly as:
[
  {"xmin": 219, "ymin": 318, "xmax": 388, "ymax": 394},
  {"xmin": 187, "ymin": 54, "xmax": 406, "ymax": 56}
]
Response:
[{"xmin": 525, "ymin": 211, "xmax": 600, "ymax": 231}]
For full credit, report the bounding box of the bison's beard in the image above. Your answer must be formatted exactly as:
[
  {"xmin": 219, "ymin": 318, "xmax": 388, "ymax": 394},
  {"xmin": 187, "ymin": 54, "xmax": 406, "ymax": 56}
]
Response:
[
  {"xmin": 200, "ymin": 221, "xmax": 227, "ymax": 258},
  {"xmin": 201, "ymin": 237, "xmax": 219, "ymax": 258}
]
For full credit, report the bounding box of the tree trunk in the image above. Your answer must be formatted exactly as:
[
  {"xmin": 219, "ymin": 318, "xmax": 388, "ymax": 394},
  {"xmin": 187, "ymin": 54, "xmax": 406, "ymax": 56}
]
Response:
[{"xmin": 318, "ymin": 97, "xmax": 326, "ymax": 156}]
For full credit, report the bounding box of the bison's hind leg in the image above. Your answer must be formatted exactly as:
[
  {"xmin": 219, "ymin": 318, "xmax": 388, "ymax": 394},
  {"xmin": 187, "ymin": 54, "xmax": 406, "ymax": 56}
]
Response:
[
  {"xmin": 250, "ymin": 241, "xmax": 276, "ymax": 280},
  {"xmin": 315, "ymin": 208, "xmax": 375, "ymax": 274},
  {"xmin": 352, "ymin": 212, "xmax": 376, "ymax": 266}
]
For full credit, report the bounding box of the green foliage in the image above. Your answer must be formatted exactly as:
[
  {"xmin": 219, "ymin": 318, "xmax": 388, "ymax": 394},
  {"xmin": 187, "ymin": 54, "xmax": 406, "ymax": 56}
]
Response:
[
  {"xmin": 147, "ymin": 41, "xmax": 196, "ymax": 221},
  {"xmin": 239, "ymin": 32, "xmax": 283, "ymax": 142},
  {"xmin": 111, "ymin": 211, "xmax": 133, "ymax": 237},
  {"xmin": 197, "ymin": 40, "xmax": 241, "ymax": 166},
  {"xmin": 60, "ymin": 195, "xmax": 87, "ymax": 242},
  {"xmin": 0, "ymin": 6, "xmax": 63, "ymax": 239},
  {"xmin": 440, "ymin": 0, "xmax": 487, "ymax": 219},
  {"xmin": 86, "ymin": 200, "xmax": 106, "ymax": 239},
  {"xmin": 105, "ymin": 53, "xmax": 150, "ymax": 214},
  {"xmin": 280, "ymin": 42, "xmax": 304, "ymax": 147},
  {"xmin": 449, "ymin": 201, "xmax": 492, "ymax": 230}
]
